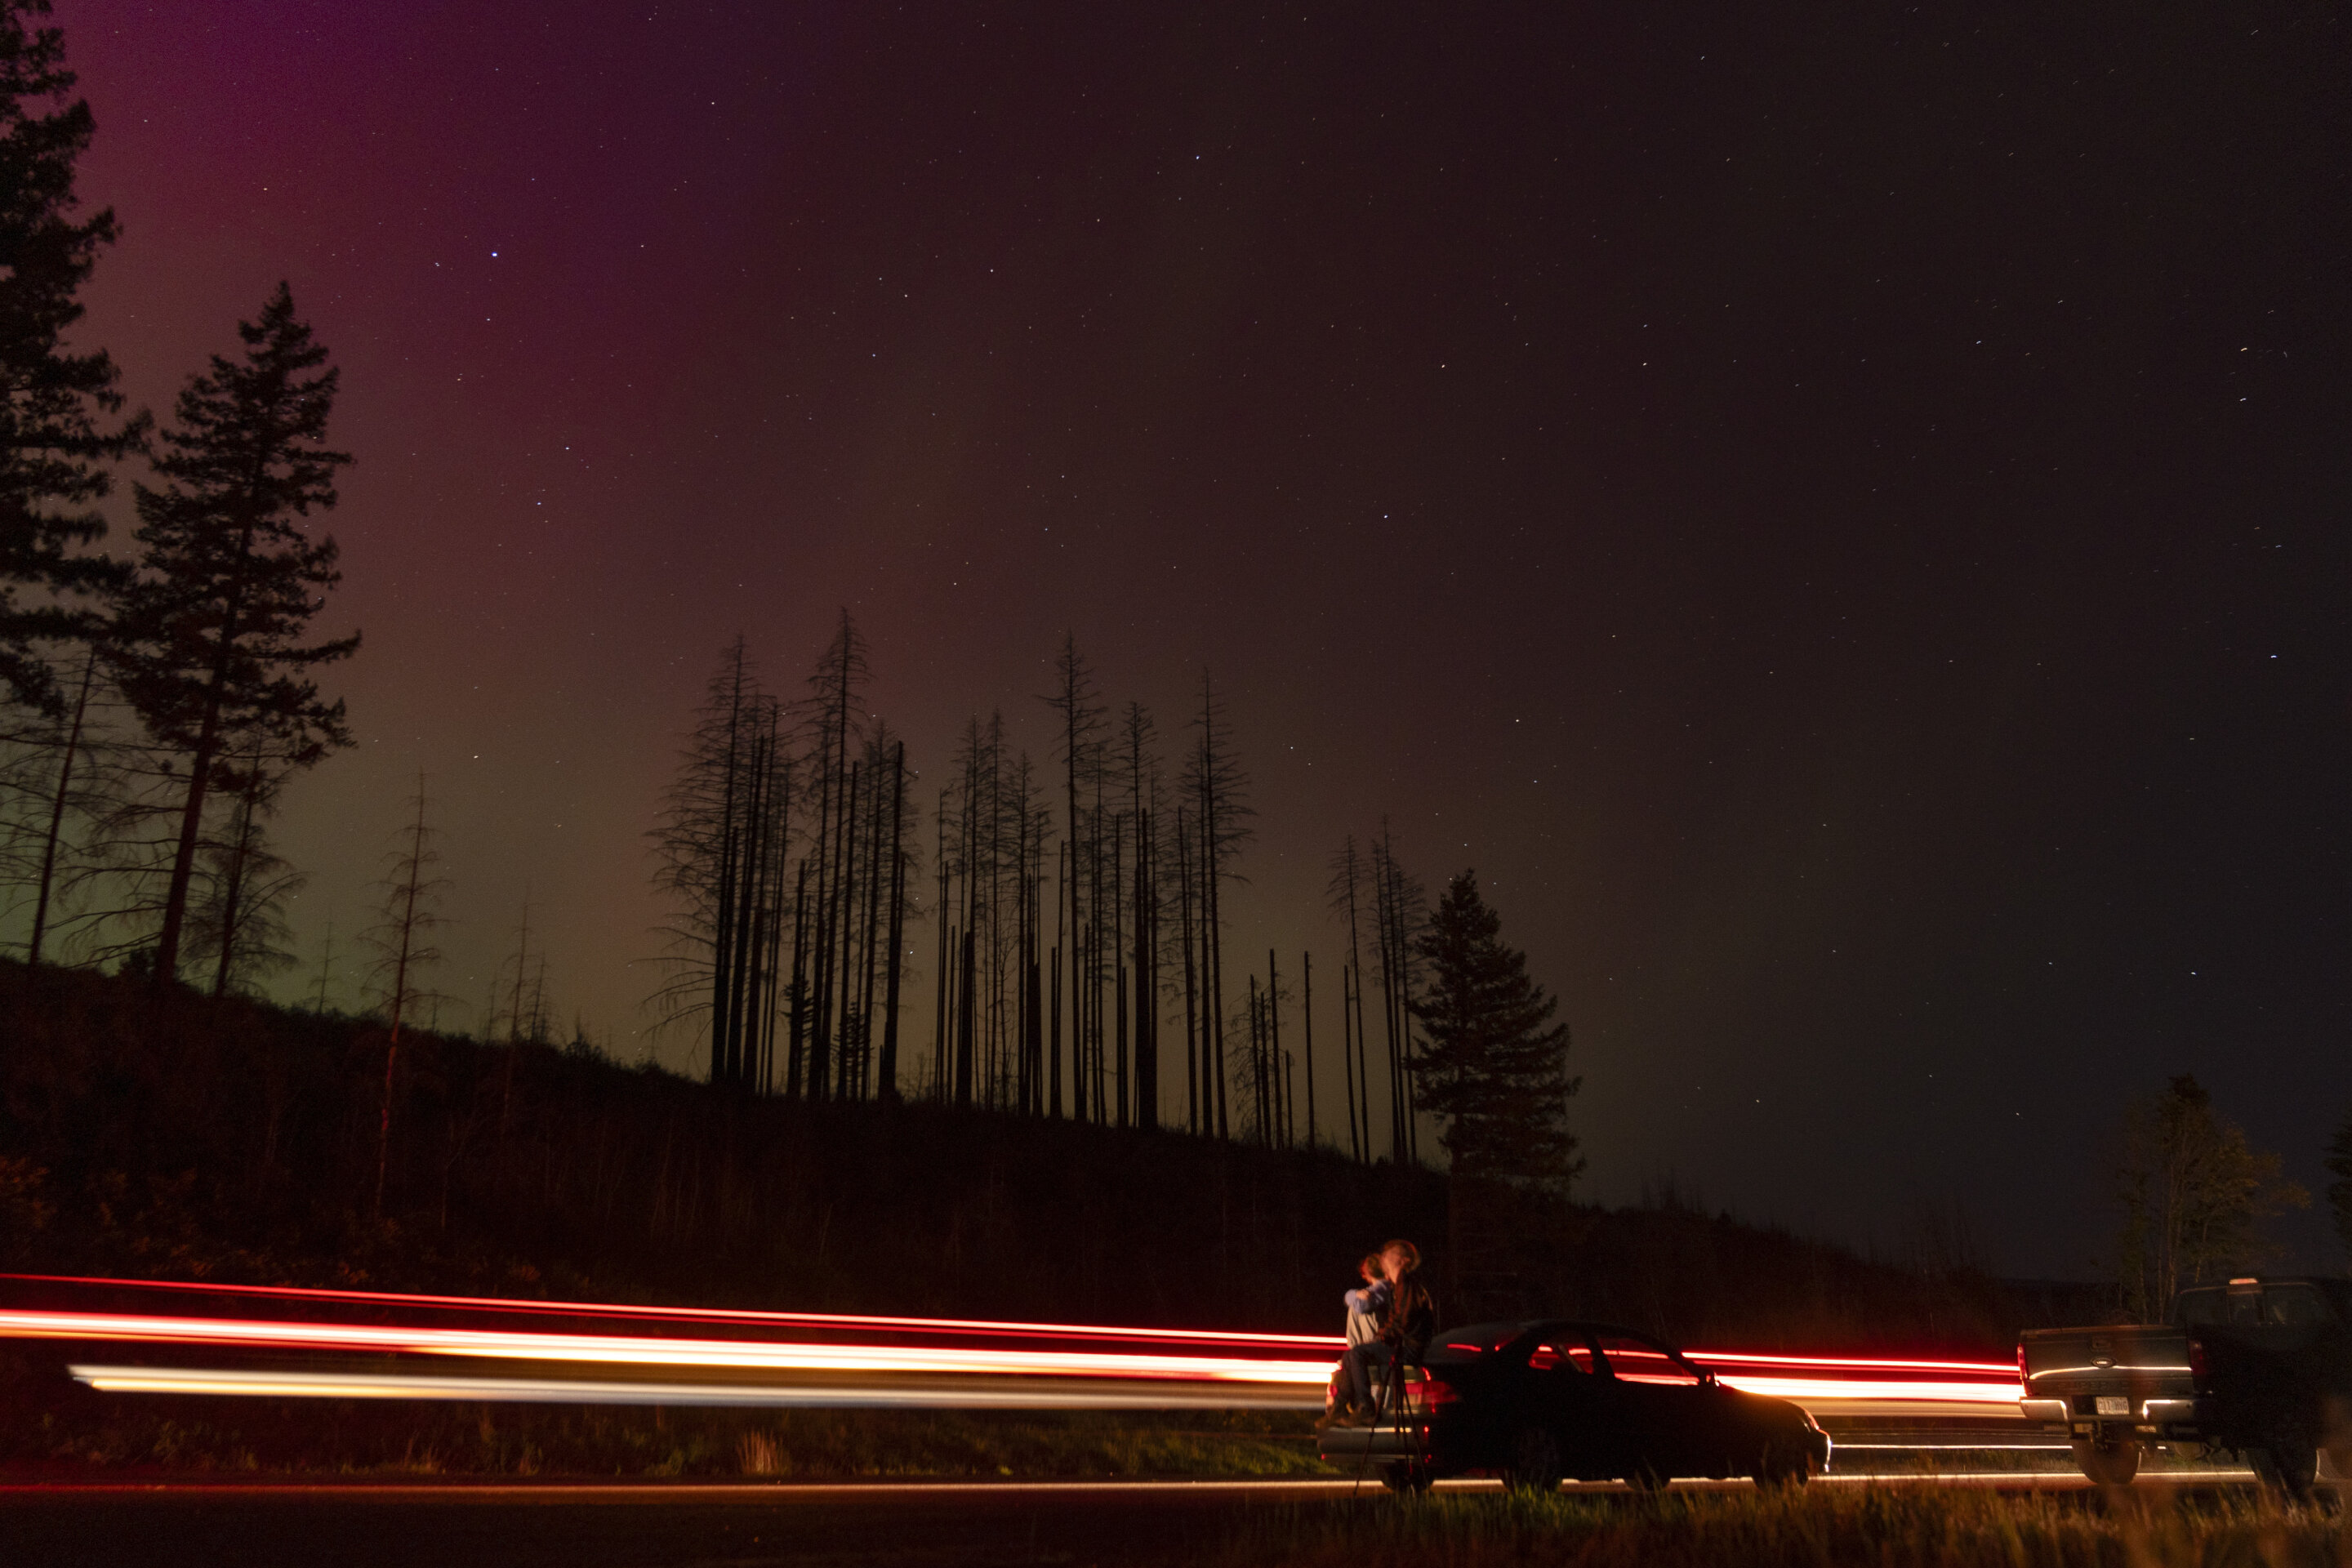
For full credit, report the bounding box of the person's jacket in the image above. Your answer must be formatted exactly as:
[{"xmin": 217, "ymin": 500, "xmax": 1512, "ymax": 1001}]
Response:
[{"xmin": 1379, "ymin": 1276, "xmax": 1436, "ymax": 1363}]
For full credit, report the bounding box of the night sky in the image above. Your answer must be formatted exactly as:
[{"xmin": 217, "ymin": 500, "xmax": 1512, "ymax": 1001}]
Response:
[{"xmin": 53, "ymin": 2, "xmax": 2350, "ymax": 1276}]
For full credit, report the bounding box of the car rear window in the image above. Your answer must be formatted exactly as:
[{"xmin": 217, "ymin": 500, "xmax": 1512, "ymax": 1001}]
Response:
[
  {"xmin": 1592, "ymin": 1332, "xmax": 1703, "ymax": 1385},
  {"xmin": 1528, "ymin": 1339, "xmax": 1597, "ymax": 1374},
  {"xmin": 1427, "ymin": 1322, "xmax": 1526, "ymax": 1361}
]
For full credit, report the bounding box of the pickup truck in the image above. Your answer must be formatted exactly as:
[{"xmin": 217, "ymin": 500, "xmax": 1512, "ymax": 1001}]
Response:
[{"xmin": 2019, "ymin": 1276, "xmax": 2352, "ymax": 1491}]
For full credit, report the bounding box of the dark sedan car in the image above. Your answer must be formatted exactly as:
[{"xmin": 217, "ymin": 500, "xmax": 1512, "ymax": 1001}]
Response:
[{"xmin": 1319, "ymin": 1319, "xmax": 1831, "ymax": 1492}]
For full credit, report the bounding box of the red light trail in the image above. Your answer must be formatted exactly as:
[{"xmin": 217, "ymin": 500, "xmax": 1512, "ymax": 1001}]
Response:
[{"xmin": 0, "ymin": 1275, "xmax": 2022, "ymax": 1413}]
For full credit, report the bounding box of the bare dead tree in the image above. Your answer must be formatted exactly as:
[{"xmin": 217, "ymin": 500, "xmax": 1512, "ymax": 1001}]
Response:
[
  {"xmin": 930, "ymin": 782, "xmax": 950, "ymax": 1098},
  {"xmin": 1268, "ymin": 948, "xmax": 1285, "ymax": 1148},
  {"xmin": 877, "ymin": 738, "xmax": 911, "ymax": 1102},
  {"xmin": 794, "ymin": 610, "xmax": 872, "ymax": 1102},
  {"xmin": 19, "ymin": 647, "xmax": 98, "ymax": 961},
  {"xmin": 177, "ymin": 726, "xmax": 305, "ymax": 999},
  {"xmin": 1371, "ymin": 820, "xmax": 1428, "ymax": 1164},
  {"xmin": 1326, "ymin": 833, "xmax": 1371, "ymax": 1161},
  {"xmin": 1228, "ymin": 967, "xmax": 1292, "ymax": 1148},
  {"xmin": 1302, "ymin": 951, "xmax": 1316, "ymax": 1150},
  {"xmin": 1006, "ymin": 746, "xmax": 1049, "ymax": 1113},
  {"xmin": 648, "ymin": 638, "xmax": 792, "ymax": 1087},
  {"xmin": 1040, "ymin": 635, "xmax": 1106, "ymax": 1120},
  {"xmin": 309, "ymin": 907, "xmax": 338, "ymax": 1014},
  {"xmin": 363, "ymin": 772, "xmax": 451, "ymax": 1215},
  {"xmin": 1183, "ymin": 671, "xmax": 1252, "ymax": 1142},
  {"xmin": 8, "ymin": 676, "xmax": 183, "ymax": 972},
  {"xmin": 1119, "ymin": 701, "xmax": 1170, "ymax": 1131},
  {"xmin": 1175, "ymin": 808, "xmax": 1198, "ymax": 1134}
]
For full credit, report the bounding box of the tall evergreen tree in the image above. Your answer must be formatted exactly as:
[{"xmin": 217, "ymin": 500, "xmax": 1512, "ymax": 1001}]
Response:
[
  {"xmin": 109, "ymin": 284, "xmax": 355, "ymax": 986},
  {"xmin": 0, "ymin": 0, "xmax": 145, "ymax": 717},
  {"xmin": 1411, "ymin": 870, "xmax": 1584, "ymax": 1306}
]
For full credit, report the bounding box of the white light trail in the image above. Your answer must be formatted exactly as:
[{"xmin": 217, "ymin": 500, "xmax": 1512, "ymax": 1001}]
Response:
[
  {"xmin": 69, "ymin": 1365, "xmax": 1322, "ymax": 1410},
  {"xmin": 0, "ymin": 1277, "xmax": 2029, "ymax": 1414},
  {"xmin": 0, "ymin": 1310, "xmax": 1332, "ymax": 1384}
]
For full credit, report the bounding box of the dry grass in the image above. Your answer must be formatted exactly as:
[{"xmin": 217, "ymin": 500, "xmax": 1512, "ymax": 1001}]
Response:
[
  {"xmin": 1214, "ymin": 1485, "xmax": 2352, "ymax": 1568},
  {"xmin": 0, "ymin": 1394, "xmax": 1332, "ymax": 1481},
  {"xmin": 736, "ymin": 1428, "xmax": 782, "ymax": 1476}
]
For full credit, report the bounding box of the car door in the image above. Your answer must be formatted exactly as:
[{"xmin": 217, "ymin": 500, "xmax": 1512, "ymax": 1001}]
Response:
[
  {"xmin": 1523, "ymin": 1330, "xmax": 1617, "ymax": 1477},
  {"xmin": 1591, "ymin": 1330, "xmax": 1714, "ymax": 1478}
]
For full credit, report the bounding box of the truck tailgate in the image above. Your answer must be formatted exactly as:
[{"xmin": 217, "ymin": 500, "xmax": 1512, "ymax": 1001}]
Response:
[{"xmin": 2020, "ymin": 1325, "xmax": 2194, "ymax": 1426}]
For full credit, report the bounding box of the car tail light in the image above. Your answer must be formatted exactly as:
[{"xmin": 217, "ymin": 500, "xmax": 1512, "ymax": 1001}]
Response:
[{"xmin": 1422, "ymin": 1373, "xmax": 1460, "ymax": 1408}]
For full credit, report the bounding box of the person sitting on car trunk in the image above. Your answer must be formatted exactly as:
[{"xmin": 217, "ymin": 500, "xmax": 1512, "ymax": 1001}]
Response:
[
  {"xmin": 1345, "ymin": 1254, "xmax": 1385, "ymax": 1349},
  {"xmin": 1338, "ymin": 1239, "xmax": 1435, "ymax": 1426},
  {"xmin": 1316, "ymin": 1254, "xmax": 1388, "ymax": 1427}
]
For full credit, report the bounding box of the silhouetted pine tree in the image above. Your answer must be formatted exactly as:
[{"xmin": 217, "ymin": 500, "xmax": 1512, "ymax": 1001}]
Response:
[
  {"xmin": 1410, "ymin": 869, "xmax": 1584, "ymax": 1307},
  {"xmin": 109, "ymin": 284, "xmax": 355, "ymax": 987},
  {"xmin": 0, "ymin": 0, "xmax": 145, "ymax": 718}
]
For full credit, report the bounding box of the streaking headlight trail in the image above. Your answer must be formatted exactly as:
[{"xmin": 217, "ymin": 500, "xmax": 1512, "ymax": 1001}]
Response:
[{"xmin": 0, "ymin": 1274, "xmax": 2022, "ymax": 1413}]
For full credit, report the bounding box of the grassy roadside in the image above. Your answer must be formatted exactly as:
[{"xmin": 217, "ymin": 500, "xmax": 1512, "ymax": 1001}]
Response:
[
  {"xmin": 1208, "ymin": 1487, "xmax": 2352, "ymax": 1568},
  {"xmin": 0, "ymin": 1389, "xmax": 1334, "ymax": 1481}
]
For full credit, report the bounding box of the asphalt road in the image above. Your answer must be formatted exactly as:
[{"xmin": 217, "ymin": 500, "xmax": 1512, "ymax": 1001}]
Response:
[{"xmin": 0, "ymin": 1473, "xmax": 2271, "ymax": 1568}]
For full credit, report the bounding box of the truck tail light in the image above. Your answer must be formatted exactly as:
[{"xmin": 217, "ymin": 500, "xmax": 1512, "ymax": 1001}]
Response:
[
  {"xmin": 2188, "ymin": 1338, "xmax": 2207, "ymax": 1382},
  {"xmin": 2018, "ymin": 1343, "xmax": 2029, "ymax": 1387}
]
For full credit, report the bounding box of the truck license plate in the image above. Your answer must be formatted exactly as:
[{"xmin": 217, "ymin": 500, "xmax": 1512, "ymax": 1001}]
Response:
[{"xmin": 2095, "ymin": 1396, "xmax": 2132, "ymax": 1416}]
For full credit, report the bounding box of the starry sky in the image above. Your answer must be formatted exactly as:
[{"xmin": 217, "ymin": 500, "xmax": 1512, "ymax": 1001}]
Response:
[{"xmin": 51, "ymin": 2, "xmax": 2350, "ymax": 1276}]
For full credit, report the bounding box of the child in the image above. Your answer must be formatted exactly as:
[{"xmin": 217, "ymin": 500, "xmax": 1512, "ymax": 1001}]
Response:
[
  {"xmin": 1344, "ymin": 1254, "xmax": 1387, "ymax": 1351},
  {"xmin": 1321, "ymin": 1254, "xmax": 1388, "ymax": 1427}
]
